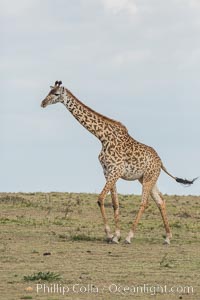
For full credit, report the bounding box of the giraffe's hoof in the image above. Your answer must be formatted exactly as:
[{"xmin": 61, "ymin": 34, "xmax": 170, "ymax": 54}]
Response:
[
  {"xmin": 163, "ymin": 238, "xmax": 170, "ymax": 245},
  {"xmin": 106, "ymin": 236, "xmax": 114, "ymax": 244},
  {"xmin": 124, "ymin": 239, "xmax": 131, "ymax": 244},
  {"xmin": 111, "ymin": 236, "xmax": 119, "ymax": 244}
]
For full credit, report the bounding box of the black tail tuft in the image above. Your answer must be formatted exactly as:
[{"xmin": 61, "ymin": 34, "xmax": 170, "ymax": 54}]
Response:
[{"xmin": 176, "ymin": 177, "xmax": 198, "ymax": 185}]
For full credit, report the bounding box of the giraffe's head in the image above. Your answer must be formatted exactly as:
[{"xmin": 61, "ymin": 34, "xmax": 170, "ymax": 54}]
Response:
[{"xmin": 41, "ymin": 81, "xmax": 65, "ymax": 108}]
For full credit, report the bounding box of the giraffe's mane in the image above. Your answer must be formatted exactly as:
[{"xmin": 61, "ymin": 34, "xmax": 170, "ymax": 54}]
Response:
[{"xmin": 66, "ymin": 89, "xmax": 128, "ymax": 132}]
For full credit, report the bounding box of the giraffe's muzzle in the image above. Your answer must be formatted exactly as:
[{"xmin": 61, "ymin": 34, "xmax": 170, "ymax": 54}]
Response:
[{"xmin": 41, "ymin": 99, "xmax": 48, "ymax": 108}]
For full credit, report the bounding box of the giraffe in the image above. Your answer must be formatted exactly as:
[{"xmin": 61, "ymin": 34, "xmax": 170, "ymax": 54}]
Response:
[{"xmin": 41, "ymin": 81, "xmax": 196, "ymax": 245}]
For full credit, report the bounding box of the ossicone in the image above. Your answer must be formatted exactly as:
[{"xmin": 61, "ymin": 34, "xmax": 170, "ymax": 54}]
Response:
[{"xmin": 55, "ymin": 80, "xmax": 62, "ymax": 87}]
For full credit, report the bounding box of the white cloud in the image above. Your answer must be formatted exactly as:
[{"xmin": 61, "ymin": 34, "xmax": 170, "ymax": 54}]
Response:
[
  {"xmin": 187, "ymin": 0, "xmax": 200, "ymax": 9},
  {"xmin": 0, "ymin": 0, "xmax": 36, "ymax": 16},
  {"xmin": 101, "ymin": 0, "xmax": 138, "ymax": 15},
  {"xmin": 175, "ymin": 0, "xmax": 200, "ymax": 10}
]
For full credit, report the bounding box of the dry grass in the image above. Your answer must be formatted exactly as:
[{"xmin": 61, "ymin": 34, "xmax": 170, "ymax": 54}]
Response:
[{"xmin": 0, "ymin": 192, "xmax": 199, "ymax": 300}]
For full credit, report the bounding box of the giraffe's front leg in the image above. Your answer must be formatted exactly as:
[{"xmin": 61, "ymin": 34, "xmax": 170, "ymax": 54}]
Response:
[
  {"xmin": 97, "ymin": 178, "xmax": 118, "ymax": 242},
  {"xmin": 110, "ymin": 185, "xmax": 121, "ymax": 244}
]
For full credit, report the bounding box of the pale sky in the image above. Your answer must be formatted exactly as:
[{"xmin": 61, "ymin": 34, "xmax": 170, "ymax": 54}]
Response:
[{"xmin": 1, "ymin": 0, "xmax": 200, "ymax": 195}]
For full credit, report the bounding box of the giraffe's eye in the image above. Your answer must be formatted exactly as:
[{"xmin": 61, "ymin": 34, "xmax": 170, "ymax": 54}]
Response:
[{"xmin": 55, "ymin": 93, "xmax": 60, "ymax": 96}]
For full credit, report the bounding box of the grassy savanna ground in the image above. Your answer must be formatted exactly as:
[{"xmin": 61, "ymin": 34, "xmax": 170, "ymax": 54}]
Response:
[{"xmin": 0, "ymin": 192, "xmax": 199, "ymax": 300}]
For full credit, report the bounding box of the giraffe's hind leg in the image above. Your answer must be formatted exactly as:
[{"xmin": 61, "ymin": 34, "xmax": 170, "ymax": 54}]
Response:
[
  {"xmin": 151, "ymin": 185, "xmax": 172, "ymax": 245},
  {"xmin": 110, "ymin": 184, "xmax": 120, "ymax": 244},
  {"xmin": 125, "ymin": 180, "xmax": 153, "ymax": 244}
]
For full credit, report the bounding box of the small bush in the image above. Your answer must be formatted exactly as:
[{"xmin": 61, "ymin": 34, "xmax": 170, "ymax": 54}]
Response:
[{"xmin": 24, "ymin": 272, "xmax": 62, "ymax": 282}]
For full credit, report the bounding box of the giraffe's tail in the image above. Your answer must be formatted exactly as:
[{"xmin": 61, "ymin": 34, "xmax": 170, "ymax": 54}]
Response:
[{"xmin": 161, "ymin": 163, "xmax": 198, "ymax": 185}]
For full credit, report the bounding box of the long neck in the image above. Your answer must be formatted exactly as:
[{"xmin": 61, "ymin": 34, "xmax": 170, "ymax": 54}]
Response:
[{"xmin": 61, "ymin": 88, "xmax": 127, "ymax": 142}]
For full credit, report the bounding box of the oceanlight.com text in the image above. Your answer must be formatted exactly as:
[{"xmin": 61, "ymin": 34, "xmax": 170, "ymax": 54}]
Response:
[{"xmin": 36, "ymin": 283, "xmax": 194, "ymax": 296}]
